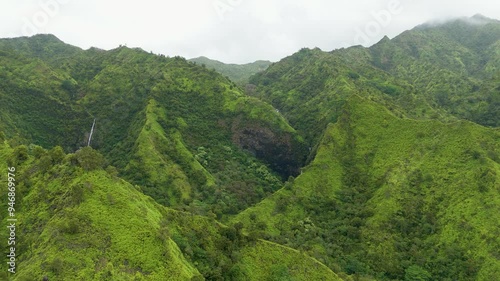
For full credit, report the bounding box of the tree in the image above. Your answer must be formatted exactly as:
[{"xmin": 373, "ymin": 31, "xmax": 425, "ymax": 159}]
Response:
[
  {"xmin": 405, "ymin": 265, "xmax": 431, "ymax": 281},
  {"xmin": 49, "ymin": 146, "xmax": 65, "ymax": 164},
  {"xmin": 75, "ymin": 146, "xmax": 105, "ymax": 171},
  {"xmin": 31, "ymin": 145, "xmax": 46, "ymax": 158},
  {"xmin": 11, "ymin": 145, "xmax": 29, "ymax": 164},
  {"xmin": 61, "ymin": 79, "xmax": 77, "ymax": 97}
]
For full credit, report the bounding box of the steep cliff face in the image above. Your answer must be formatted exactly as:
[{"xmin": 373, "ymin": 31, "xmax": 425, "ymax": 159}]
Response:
[{"xmin": 230, "ymin": 115, "xmax": 307, "ymax": 178}]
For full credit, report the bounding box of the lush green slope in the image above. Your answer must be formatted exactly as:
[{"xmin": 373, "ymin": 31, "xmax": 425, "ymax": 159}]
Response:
[
  {"xmin": 0, "ymin": 141, "xmax": 342, "ymax": 280},
  {"xmin": 0, "ymin": 36, "xmax": 307, "ymax": 218},
  {"xmin": 248, "ymin": 46, "xmax": 447, "ymax": 150},
  {"xmin": 248, "ymin": 15, "xmax": 499, "ymax": 150},
  {"xmin": 370, "ymin": 14, "xmax": 500, "ymax": 127},
  {"xmin": 234, "ymin": 95, "xmax": 500, "ymax": 280},
  {"xmin": 189, "ymin": 56, "xmax": 272, "ymax": 85},
  {"xmin": 0, "ymin": 40, "xmax": 89, "ymax": 150}
]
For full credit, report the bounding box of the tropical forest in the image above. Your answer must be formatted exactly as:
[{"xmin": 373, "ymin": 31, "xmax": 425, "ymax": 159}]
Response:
[{"xmin": 0, "ymin": 14, "xmax": 499, "ymax": 281}]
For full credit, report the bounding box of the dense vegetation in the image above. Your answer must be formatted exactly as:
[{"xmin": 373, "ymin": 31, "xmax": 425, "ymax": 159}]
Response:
[
  {"xmin": 248, "ymin": 15, "xmax": 500, "ymax": 148},
  {"xmin": 235, "ymin": 96, "xmax": 500, "ymax": 280},
  {"xmin": 370, "ymin": 14, "xmax": 500, "ymax": 127},
  {"xmin": 0, "ymin": 142, "xmax": 340, "ymax": 280},
  {"xmin": 236, "ymin": 14, "xmax": 500, "ymax": 280},
  {"xmin": 0, "ymin": 14, "xmax": 499, "ymax": 280},
  {"xmin": 0, "ymin": 35, "xmax": 307, "ymax": 220}
]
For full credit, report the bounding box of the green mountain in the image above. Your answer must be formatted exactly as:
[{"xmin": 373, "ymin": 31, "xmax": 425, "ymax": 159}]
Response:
[
  {"xmin": 0, "ymin": 35, "xmax": 307, "ymax": 219},
  {"xmin": 0, "ymin": 141, "xmax": 340, "ymax": 280},
  {"xmin": 234, "ymin": 95, "xmax": 500, "ymax": 280},
  {"xmin": 247, "ymin": 46, "xmax": 443, "ymax": 150},
  {"xmin": 0, "ymin": 34, "xmax": 337, "ymax": 280},
  {"xmin": 1, "ymin": 14, "xmax": 499, "ymax": 281},
  {"xmin": 370, "ymin": 14, "xmax": 500, "ymax": 127},
  {"xmin": 189, "ymin": 56, "xmax": 272, "ymax": 85},
  {"xmin": 0, "ymin": 35, "xmax": 89, "ymax": 150},
  {"xmin": 232, "ymin": 15, "xmax": 500, "ymax": 280},
  {"xmin": 248, "ymin": 15, "xmax": 500, "ymax": 148}
]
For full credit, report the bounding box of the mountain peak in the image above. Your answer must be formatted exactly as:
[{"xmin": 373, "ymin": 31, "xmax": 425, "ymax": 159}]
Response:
[
  {"xmin": 416, "ymin": 14, "xmax": 499, "ymax": 30},
  {"xmin": 471, "ymin": 13, "xmax": 494, "ymax": 21},
  {"xmin": 24, "ymin": 33, "xmax": 66, "ymax": 45},
  {"xmin": 31, "ymin": 33, "xmax": 61, "ymax": 40},
  {"xmin": 378, "ymin": 35, "xmax": 391, "ymax": 44},
  {"xmin": 463, "ymin": 14, "xmax": 499, "ymax": 25}
]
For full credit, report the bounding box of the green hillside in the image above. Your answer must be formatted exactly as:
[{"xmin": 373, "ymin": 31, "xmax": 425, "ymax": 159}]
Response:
[
  {"xmin": 0, "ymin": 38, "xmax": 89, "ymax": 150},
  {"xmin": 234, "ymin": 95, "xmax": 500, "ymax": 280},
  {"xmin": 370, "ymin": 14, "xmax": 500, "ymax": 127},
  {"xmin": 248, "ymin": 46, "xmax": 445, "ymax": 149},
  {"xmin": 189, "ymin": 56, "xmax": 272, "ymax": 85},
  {"xmin": 248, "ymin": 15, "xmax": 500, "ymax": 148},
  {"xmin": 0, "ymin": 36, "xmax": 307, "ymax": 219},
  {"xmin": 0, "ymin": 141, "xmax": 342, "ymax": 280}
]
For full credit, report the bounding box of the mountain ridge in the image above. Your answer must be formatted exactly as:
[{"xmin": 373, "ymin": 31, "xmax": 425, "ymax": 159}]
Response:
[{"xmin": 189, "ymin": 56, "xmax": 272, "ymax": 85}]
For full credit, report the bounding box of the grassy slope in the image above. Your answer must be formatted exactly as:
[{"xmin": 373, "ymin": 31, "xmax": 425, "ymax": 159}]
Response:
[
  {"xmin": 235, "ymin": 95, "xmax": 500, "ymax": 280},
  {"xmin": 237, "ymin": 240, "xmax": 341, "ymax": 281},
  {"xmin": 126, "ymin": 99, "xmax": 215, "ymax": 206},
  {"xmin": 0, "ymin": 142, "xmax": 343, "ymax": 281},
  {"xmin": 0, "ymin": 145, "xmax": 200, "ymax": 280}
]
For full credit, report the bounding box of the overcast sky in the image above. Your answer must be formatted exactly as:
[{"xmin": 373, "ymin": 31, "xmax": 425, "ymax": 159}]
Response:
[{"xmin": 1, "ymin": 0, "xmax": 499, "ymax": 63}]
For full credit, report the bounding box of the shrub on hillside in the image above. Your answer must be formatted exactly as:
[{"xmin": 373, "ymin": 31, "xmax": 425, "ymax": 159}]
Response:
[{"xmin": 75, "ymin": 146, "xmax": 106, "ymax": 171}]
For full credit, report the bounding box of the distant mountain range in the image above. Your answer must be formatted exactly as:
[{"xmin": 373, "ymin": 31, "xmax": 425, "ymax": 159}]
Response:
[
  {"xmin": 189, "ymin": 56, "xmax": 272, "ymax": 85},
  {"xmin": 0, "ymin": 14, "xmax": 499, "ymax": 280}
]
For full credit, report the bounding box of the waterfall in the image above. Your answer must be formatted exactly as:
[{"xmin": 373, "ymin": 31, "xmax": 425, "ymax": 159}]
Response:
[{"xmin": 87, "ymin": 119, "xmax": 96, "ymax": 147}]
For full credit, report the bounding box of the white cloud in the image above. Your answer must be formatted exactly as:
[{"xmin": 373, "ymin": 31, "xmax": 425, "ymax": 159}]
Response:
[{"xmin": 0, "ymin": 0, "xmax": 499, "ymax": 63}]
